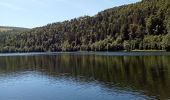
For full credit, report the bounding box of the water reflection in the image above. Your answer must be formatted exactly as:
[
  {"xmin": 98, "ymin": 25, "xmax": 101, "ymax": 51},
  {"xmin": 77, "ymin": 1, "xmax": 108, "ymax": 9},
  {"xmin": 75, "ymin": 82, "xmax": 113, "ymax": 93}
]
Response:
[{"xmin": 0, "ymin": 53, "xmax": 170, "ymax": 100}]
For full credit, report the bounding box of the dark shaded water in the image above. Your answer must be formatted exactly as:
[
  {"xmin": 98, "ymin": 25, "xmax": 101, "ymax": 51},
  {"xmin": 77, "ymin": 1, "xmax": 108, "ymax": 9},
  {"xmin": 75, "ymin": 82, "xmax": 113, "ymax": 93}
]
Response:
[{"xmin": 0, "ymin": 52, "xmax": 170, "ymax": 100}]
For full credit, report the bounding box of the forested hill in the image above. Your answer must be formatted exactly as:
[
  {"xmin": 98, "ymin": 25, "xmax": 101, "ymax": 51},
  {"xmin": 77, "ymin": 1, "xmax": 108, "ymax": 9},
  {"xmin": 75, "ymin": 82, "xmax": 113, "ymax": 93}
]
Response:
[
  {"xmin": 0, "ymin": 26, "xmax": 29, "ymax": 50},
  {"xmin": 0, "ymin": 0, "xmax": 170, "ymax": 52}
]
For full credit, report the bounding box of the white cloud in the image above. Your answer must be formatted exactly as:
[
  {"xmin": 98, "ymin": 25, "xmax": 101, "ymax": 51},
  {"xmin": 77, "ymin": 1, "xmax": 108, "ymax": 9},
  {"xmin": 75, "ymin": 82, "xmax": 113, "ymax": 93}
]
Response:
[
  {"xmin": 0, "ymin": 1, "xmax": 23, "ymax": 10},
  {"xmin": 0, "ymin": 0, "xmax": 48, "ymax": 11},
  {"xmin": 54, "ymin": 0, "xmax": 68, "ymax": 2},
  {"xmin": 29, "ymin": 0, "xmax": 47, "ymax": 5}
]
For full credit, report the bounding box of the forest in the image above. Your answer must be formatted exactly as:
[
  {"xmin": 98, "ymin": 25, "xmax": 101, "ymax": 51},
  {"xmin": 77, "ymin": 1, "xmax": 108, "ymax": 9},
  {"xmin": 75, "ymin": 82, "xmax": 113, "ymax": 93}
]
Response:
[{"xmin": 0, "ymin": 0, "xmax": 169, "ymax": 52}]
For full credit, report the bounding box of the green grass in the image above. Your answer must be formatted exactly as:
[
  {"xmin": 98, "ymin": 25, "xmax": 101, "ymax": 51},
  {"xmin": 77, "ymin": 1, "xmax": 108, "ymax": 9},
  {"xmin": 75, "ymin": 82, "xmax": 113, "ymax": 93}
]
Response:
[
  {"xmin": 0, "ymin": 28, "xmax": 12, "ymax": 32},
  {"xmin": 131, "ymin": 50, "xmax": 166, "ymax": 52}
]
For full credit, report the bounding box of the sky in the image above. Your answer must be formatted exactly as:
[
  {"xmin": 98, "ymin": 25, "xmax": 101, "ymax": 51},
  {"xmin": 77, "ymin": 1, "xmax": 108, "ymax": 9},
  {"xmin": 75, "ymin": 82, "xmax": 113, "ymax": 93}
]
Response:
[{"xmin": 0, "ymin": 0, "xmax": 141, "ymax": 28}]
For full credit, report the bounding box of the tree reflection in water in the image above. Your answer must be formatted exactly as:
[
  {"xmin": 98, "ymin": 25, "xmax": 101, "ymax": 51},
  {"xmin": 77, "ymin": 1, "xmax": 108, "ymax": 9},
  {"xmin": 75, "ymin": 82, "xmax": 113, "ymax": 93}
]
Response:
[{"xmin": 0, "ymin": 54, "xmax": 170, "ymax": 99}]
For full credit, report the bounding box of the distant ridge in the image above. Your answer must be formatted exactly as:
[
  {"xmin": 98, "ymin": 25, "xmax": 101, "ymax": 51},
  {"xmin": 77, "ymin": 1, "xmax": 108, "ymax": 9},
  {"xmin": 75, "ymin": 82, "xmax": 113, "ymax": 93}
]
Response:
[{"xmin": 0, "ymin": 26, "xmax": 29, "ymax": 32}]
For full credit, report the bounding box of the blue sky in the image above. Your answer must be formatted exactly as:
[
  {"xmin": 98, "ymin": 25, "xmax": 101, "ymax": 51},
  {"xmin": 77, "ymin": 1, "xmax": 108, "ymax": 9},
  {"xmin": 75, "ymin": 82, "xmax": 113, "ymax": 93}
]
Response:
[{"xmin": 0, "ymin": 0, "xmax": 140, "ymax": 28}]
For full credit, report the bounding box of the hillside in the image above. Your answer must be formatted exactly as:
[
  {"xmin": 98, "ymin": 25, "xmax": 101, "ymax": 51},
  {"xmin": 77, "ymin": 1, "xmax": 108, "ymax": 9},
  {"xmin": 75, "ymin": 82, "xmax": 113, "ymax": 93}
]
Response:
[
  {"xmin": 0, "ymin": 26, "xmax": 29, "ymax": 32},
  {"xmin": 0, "ymin": 26, "xmax": 30, "ymax": 49},
  {"xmin": 0, "ymin": 0, "xmax": 169, "ymax": 52}
]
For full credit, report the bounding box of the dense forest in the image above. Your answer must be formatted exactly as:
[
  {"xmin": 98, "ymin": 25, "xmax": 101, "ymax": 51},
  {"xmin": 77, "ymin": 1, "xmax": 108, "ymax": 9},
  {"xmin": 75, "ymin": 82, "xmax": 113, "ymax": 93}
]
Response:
[{"xmin": 0, "ymin": 0, "xmax": 169, "ymax": 52}]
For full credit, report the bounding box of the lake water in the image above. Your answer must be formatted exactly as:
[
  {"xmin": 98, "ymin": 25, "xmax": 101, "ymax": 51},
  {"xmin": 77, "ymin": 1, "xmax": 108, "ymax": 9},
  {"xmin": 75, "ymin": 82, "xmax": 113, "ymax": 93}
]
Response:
[{"xmin": 0, "ymin": 52, "xmax": 170, "ymax": 100}]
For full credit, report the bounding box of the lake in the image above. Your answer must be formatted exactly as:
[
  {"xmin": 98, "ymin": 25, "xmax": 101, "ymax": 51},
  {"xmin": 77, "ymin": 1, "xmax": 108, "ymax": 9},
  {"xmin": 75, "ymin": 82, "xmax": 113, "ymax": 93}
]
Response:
[{"xmin": 0, "ymin": 52, "xmax": 170, "ymax": 100}]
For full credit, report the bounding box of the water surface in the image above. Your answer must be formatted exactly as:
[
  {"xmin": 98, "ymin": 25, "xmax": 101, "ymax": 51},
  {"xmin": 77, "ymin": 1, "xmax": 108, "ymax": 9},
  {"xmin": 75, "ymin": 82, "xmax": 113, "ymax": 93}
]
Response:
[{"xmin": 0, "ymin": 52, "xmax": 170, "ymax": 100}]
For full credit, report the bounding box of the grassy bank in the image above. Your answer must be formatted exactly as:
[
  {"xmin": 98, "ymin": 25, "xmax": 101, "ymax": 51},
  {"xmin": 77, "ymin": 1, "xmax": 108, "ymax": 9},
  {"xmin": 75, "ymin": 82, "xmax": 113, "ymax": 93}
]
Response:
[{"xmin": 131, "ymin": 50, "xmax": 166, "ymax": 52}]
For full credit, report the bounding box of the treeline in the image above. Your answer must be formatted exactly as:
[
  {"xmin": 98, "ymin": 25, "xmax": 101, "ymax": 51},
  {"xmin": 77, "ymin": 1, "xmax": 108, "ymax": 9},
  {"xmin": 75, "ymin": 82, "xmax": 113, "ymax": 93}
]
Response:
[
  {"xmin": 0, "ymin": 0, "xmax": 170, "ymax": 52},
  {"xmin": 0, "ymin": 28, "xmax": 29, "ymax": 50}
]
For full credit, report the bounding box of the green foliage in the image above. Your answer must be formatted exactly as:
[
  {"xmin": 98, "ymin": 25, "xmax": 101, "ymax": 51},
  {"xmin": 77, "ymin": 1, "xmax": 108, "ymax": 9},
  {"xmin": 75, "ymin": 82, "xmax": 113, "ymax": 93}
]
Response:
[
  {"xmin": 146, "ymin": 15, "xmax": 165, "ymax": 35},
  {"xmin": 162, "ymin": 34, "xmax": 170, "ymax": 51},
  {"xmin": 167, "ymin": 17, "xmax": 170, "ymax": 34},
  {"xmin": 61, "ymin": 40, "xmax": 71, "ymax": 51},
  {"xmin": 0, "ymin": 0, "xmax": 169, "ymax": 52},
  {"xmin": 142, "ymin": 35, "xmax": 163, "ymax": 50},
  {"xmin": 123, "ymin": 41, "xmax": 131, "ymax": 51}
]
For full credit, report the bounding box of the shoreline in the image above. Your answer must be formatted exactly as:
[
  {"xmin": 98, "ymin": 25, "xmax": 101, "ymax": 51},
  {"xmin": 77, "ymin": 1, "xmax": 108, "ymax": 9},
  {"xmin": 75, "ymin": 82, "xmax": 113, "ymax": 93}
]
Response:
[
  {"xmin": 0, "ymin": 50, "xmax": 167, "ymax": 54},
  {"xmin": 0, "ymin": 51, "xmax": 169, "ymax": 57}
]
